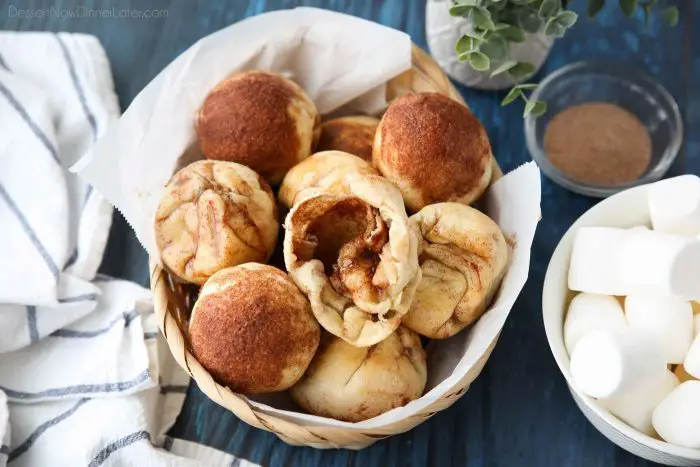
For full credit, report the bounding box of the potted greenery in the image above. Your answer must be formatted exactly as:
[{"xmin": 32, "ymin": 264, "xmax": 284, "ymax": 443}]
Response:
[{"xmin": 426, "ymin": 0, "xmax": 679, "ymax": 116}]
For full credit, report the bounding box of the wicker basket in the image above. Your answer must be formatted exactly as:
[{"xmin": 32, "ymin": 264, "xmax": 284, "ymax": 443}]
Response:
[{"xmin": 151, "ymin": 44, "xmax": 502, "ymax": 450}]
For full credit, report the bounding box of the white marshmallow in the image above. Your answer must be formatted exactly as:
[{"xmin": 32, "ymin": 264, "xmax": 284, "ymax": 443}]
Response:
[
  {"xmin": 599, "ymin": 370, "xmax": 679, "ymax": 435},
  {"xmin": 649, "ymin": 175, "xmax": 700, "ymax": 236},
  {"xmin": 570, "ymin": 328, "xmax": 666, "ymax": 399},
  {"xmin": 564, "ymin": 293, "xmax": 627, "ymax": 355},
  {"xmin": 652, "ymin": 381, "xmax": 700, "ymax": 449},
  {"xmin": 625, "ymin": 294, "xmax": 693, "ymax": 364},
  {"xmin": 568, "ymin": 227, "xmax": 700, "ymax": 299},
  {"xmin": 620, "ymin": 230, "xmax": 700, "ymax": 300},
  {"xmin": 568, "ymin": 227, "xmax": 631, "ymax": 296},
  {"xmin": 684, "ymin": 334, "xmax": 700, "ymax": 379}
]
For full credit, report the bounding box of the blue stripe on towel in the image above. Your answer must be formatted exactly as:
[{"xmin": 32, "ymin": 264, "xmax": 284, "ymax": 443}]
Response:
[
  {"xmin": 161, "ymin": 436, "xmax": 174, "ymax": 452},
  {"xmin": 88, "ymin": 430, "xmax": 151, "ymax": 467},
  {"xmin": 143, "ymin": 332, "xmax": 158, "ymax": 340},
  {"xmin": 0, "ymin": 52, "xmax": 9, "ymax": 71},
  {"xmin": 58, "ymin": 293, "xmax": 99, "ymax": 304},
  {"xmin": 159, "ymin": 384, "xmax": 188, "ymax": 395},
  {"xmin": 50, "ymin": 310, "xmax": 138, "ymax": 338},
  {"xmin": 0, "ymin": 80, "xmax": 60, "ymax": 164},
  {"xmin": 0, "ymin": 445, "xmax": 9, "ymax": 455},
  {"xmin": 0, "ymin": 183, "xmax": 59, "ymax": 278},
  {"xmin": 9, "ymin": 398, "xmax": 89, "ymax": 462},
  {"xmin": 0, "ymin": 369, "xmax": 150, "ymax": 400},
  {"xmin": 26, "ymin": 306, "xmax": 39, "ymax": 343},
  {"xmin": 55, "ymin": 35, "xmax": 97, "ymax": 140}
]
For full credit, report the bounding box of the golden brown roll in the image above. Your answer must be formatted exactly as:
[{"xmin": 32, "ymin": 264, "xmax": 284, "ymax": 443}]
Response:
[
  {"xmin": 373, "ymin": 92, "xmax": 493, "ymax": 212},
  {"xmin": 284, "ymin": 173, "xmax": 421, "ymax": 347},
  {"xmin": 278, "ymin": 150, "xmax": 378, "ymax": 209},
  {"xmin": 155, "ymin": 160, "xmax": 278, "ymax": 285},
  {"xmin": 403, "ymin": 203, "xmax": 508, "ymax": 338},
  {"xmin": 196, "ymin": 71, "xmax": 320, "ymax": 184},
  {"xmin": 290, "ymin": 326, "xmax": 427, "ymax": 422},
  {"xmin": 316, "ymin": 116, "xmax": 380, "ymax": 161},
  {"xmin": 189, "ymin": 263, "xmax": 320, "ymax": 394}
]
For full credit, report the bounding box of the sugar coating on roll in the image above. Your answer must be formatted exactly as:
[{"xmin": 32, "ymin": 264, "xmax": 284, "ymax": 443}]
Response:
[
  {"xmin": 564, "ymin": 293, "xmax": 627, "ymax": 355},
  {"xmin": 155, "ymin": 160, "xmax": 278, "ymax": 285},
  {"xmin": 188, "ymin": 264, "xmax": 320, "ymax": 394},
  {"xmin": 278, "ymin": 150, "xmax": 378, "ymax": 209},
  {"xmin": 316, "ymin": 116, "xmax": 379, "ymax": 162},
  {"xmin": 373, "ymin": 92, "xmax": 492, "ymax": 212},
  {"xmin": 290, "ymin": 327, "xmax": 427, "ymax": 422},
  {"xmin": 599, "ymin": 369, "xmax": 679, "ymax": 436},
  {"xmin": 284, "ymin": 173, "xmax": 421, "ymax": 347},
  {"xmin": 652, "ymin": 381, "xmax": 700, "ymax": 449},
  {"xmin": 649, "ymin": 175, "xmax": 700, "ymax": 236},
  {"xmin": 570, "ymin": 329, "xmax": 667, "ymax": 399},
  {"xmin": 402, "ymin": 203, "xmax": 508, "ymax": 339},
  {"xmin": 196, "ymin": 71, "xmax": 320, "ymax": 184},
  {"xmin": 625, "ymin": 294, "xmax": 693, "ymax": 364}
]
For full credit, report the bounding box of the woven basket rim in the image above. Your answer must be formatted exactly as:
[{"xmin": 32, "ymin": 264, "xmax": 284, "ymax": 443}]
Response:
[{"xmin": 150, "ymin": 43, "xmax": 503, "ymax": 449}]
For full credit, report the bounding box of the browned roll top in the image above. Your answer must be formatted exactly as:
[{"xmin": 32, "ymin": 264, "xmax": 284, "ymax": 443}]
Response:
[
  {"xmin": 188, "ymin": 264, "xmax": 320, "ymax": 394},
  {"xmin": 196, "ymin": 71, "xmax": 319, "ymax": 184},
  {"xmin": 373, "ymin": 92, "xmax": 493, "ymax": 211},
  {"xmin": 316, "ymin": 116, "xmax": 379, "ymax": 161}
]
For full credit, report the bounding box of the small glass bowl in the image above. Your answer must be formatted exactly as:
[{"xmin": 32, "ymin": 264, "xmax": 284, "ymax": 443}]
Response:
[{"xmin": 525, "ymin": 61, "xmax": 682, "ymax": 198}]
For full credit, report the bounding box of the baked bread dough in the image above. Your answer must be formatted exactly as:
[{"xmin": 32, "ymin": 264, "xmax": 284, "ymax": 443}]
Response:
[
  {"xmin": 189, "ymin": 263, "xmax": 320, "ymax": 394},
  {"xmin": 403, "ymin": 203, "xmax": 508, "ymax": 338},
  {"xmin": 196, "ymin": 71, "xmax": 320, "ymax": 184},
  {"xmin": 290, "ymin": 326, "xmax": 427, "ymax": 422},
  {"xmin": 155, "ymin": 160, "xmax": 278, "ymax": 285},
  {"xmin": 316, "ymin": 116, "xmax": 379, "ymax": 161},
  {"xmin": 284, "ymin": 173, "xmax": 421, "ymax": 347},
  {"xmin": 278, "ymin": 150, "xmax": 378, "ymax": 209},
  {"xmin": 373, "ymin": 92, "xmax": 492, "ymax": 211}
]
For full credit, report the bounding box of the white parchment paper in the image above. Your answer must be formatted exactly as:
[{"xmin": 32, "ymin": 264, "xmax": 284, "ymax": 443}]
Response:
[{"xmin": 73, "ymin": 7, "xmax": 542, "ymax": 429}]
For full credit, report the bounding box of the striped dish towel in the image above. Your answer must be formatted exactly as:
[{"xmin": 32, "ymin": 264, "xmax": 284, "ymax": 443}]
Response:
[{"xmin": 0, "ymin": 32, "xmax": 257, "ymax": 466}]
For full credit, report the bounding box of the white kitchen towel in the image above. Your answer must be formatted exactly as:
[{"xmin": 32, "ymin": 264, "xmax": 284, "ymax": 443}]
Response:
[{"xmin": 0, "ymin": 32, "xmax": 258, "ymax": 466}]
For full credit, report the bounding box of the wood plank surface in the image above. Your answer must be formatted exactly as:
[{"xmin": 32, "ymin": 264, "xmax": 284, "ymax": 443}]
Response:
[{"xmin": 0, "ymin": 1, "xmax": 696, "ymax": 465}]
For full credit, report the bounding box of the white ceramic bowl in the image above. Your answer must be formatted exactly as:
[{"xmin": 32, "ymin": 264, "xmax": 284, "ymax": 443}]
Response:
[{"xmin": 542, "ymin": 184, "xmax": 700, "ymax": 466}]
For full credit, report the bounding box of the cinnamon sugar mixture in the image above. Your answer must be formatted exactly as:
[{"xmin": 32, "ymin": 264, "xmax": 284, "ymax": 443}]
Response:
[{"xmin": 544, "ymin": 103, "xmax": 652, "ymax": 186}]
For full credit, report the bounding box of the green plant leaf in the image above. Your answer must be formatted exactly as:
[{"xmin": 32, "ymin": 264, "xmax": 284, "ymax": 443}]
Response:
[
  {"xmin": 539, "ymin": 0, "xmax": 560, "ymax": 19},
  {"xmin": 518, "ymin": 8, "xmax": 543, "ymax": 33},
  {"xmin": 500, "ymin": 25, "xmax": 527, "ymax": 42},
  {"xmin": 661, "ymin": 6, "xmax": 679, "ymax": 27},
  {"xmin": 513, "ymin": 83, "xmax": 540, "ymax": 90},
  {"xmin": 480, "ymin": 36, "xmax": 508, "ymax": 60},
  {"xmin": 557, "ymin": 10, "xmax": 579, "ymax": 28},
  {"xmin": 507, "ymin": 61, "xmax": 537, "ymax": 79},
  {"xmin": 544, "ymin": 17, "xmax": 567, "ymax": 37},
  {"xmin": 619, "ymin": 0, "xmax": 637, "ymax": 16},
  {"xmin": 524, "ymin": 99, "xmax": 548, "ymax": 117},
  {"xmin": 469, "ymin": 51, "xmax": 491, "ymax": 71},
  {"xmin": 456, "ymin": 35, "xmax": 470, "ymax": 55},
  {"xmin": 457, "ymin": 51, "xmax": 471, "ymax": 62},
  {"xmin": 511, "ymin": 0, "xmax": 538, "ymax": 5},
  {"xmin": 473, "ymin": 6, "xmax": 497, "ymax": 30},
  {"xmin": 490, "ymin": 60, "xmax": 519, "ymax": 77},
  {"xmin": 588, "ymin": 0, "xmax": 606, "ymax": 18},
  {"xmin": 494, "ymin": 22, "xmax": 512, "ymax": 30},
  {"xmin": 501, "ymin": 87, "xmax": 523, "ymax": 106},
  {"xmin": 449, "ymin": 5, "xmax": 473, "ymax": 16},
  {"xmin": 449, "ymin": 0, "xmax": 478, "ymax": 16}
]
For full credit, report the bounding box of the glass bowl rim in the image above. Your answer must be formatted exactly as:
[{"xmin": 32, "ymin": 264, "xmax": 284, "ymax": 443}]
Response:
[{"xmin": 524, "ymin": 60, "xmax": 683, "ymax": 198}]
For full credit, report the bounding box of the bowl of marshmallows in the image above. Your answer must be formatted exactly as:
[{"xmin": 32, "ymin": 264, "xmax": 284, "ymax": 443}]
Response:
[{"xmin": 543, "ymin": 174, "xmax": 700, "ymax": 466}]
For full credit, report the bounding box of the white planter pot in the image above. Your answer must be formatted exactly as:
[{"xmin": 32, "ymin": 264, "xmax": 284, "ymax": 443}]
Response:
[{"xmin": 426, "ymin": 0, "xmax": 554, "ymax": 91}]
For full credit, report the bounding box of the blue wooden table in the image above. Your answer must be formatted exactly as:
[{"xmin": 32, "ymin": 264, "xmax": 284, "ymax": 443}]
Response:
[{"xmin": 2, "ymin": 1, "xmax": 697, "ymax": 465}]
